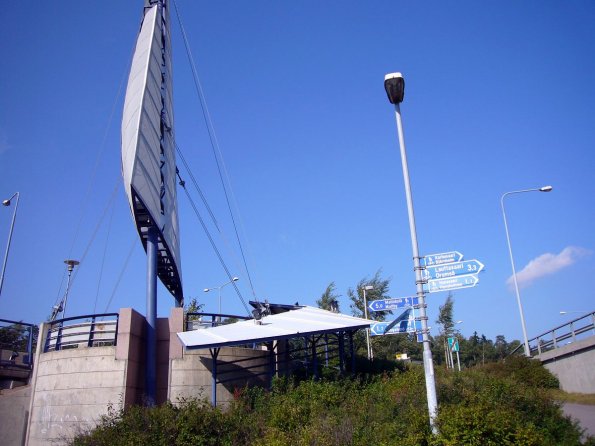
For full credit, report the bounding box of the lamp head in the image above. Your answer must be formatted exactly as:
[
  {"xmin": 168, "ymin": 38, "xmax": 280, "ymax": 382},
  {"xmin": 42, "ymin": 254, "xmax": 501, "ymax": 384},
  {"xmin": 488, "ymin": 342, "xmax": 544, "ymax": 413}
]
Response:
[
  {"xmin": 203, "ymin": 288, "xmax": 210, "ymax": 293},
  {"xmin": 2, "ymin": 199, "xmax": 10, "ymax": 206},
  {"xmin": 232, "ymin": 277, "xmax": 239, "ymax": 282},
  {"xmin": 64, "ymin": 259, "xmax": 80, "ymax": 272},
  {"xmin": 384, "ymin": 72, "xmax": 405, "ymax": 104},
  {"xmin": 539, "ymin": 185, "xmax": 553, "ymax": 192}
]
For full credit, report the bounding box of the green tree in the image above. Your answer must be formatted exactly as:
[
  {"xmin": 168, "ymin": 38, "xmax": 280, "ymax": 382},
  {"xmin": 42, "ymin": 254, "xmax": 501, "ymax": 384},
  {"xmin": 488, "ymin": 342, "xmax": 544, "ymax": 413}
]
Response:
[
  {"xmin": 184, "ymin": 297, "xmax": 204, "ymax": 324},
  {"xmin": 316, "ymin": 282, "xmax": 340, "ymax": 312},
  {"xmin": 436, "ymin": 292, "xmax": 455, "ymax": 336},
  {"xmin": 433, "ymin": 293, "xmax": 456, "ymax": 367},
  {"xmin": 348, "ymin": 270, "xmax": 391, "ymax": 321}
]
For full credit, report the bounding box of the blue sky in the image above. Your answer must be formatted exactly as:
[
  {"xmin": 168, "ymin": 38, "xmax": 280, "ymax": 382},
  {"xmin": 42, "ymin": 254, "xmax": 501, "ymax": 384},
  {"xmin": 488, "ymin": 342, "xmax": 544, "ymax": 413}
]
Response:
[{"xmin": 1, "ymin": 1, "xmax": 594, "ymax": 343}]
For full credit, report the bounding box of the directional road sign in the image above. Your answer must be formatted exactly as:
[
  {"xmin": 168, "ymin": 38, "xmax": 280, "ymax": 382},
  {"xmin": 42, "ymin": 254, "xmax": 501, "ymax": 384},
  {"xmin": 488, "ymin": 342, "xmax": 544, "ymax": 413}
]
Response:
[
  {"xmin": 370, "ymin": 318, "xmax": 421, "ymax": 336},
  {"xmin": 368, "ymin": 296, "xmax": 419, "ymax": 312},
  {"xmin": 427, "ymin": 274, "xmax": 479, "ymax": 293},
  {"xmin": 422, "ymin": 259, "xmax": 484, "ymax": 281},
  {"xmin": 421, "ymin": 251, "xmax": 463, "ymax": 267}
]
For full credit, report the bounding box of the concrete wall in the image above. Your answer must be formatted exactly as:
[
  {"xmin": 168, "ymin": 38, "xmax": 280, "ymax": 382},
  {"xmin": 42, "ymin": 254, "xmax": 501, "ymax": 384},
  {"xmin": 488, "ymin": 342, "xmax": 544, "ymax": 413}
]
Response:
[
  {"xmin": 2, "ymin": 307, "xmax": 279, "ymax": 445},
  {"xmin": 167, "ymin": 307, "xmax": 271, "ymax": 406},
  {"xmin": 0, "ymin": 385, "xmax": 31, "ymax": 446},
  {"xmin": 25, "ymin": 308, "xmax": 146, "ymax": 446},
  {"xmin": 539, "ymin": 336, "xmax": 595, "ymax": 394},
  {"xmin": 169, "ymin": 347, "xmax": 270, "ymax": 406}
]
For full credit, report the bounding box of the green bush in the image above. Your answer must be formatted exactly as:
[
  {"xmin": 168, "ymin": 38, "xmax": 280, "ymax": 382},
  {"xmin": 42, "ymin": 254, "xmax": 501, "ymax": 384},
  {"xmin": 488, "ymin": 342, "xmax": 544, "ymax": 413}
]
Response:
[{"xmin": 71, "ymin": 360, "xmax": 590, "ymax": 446}]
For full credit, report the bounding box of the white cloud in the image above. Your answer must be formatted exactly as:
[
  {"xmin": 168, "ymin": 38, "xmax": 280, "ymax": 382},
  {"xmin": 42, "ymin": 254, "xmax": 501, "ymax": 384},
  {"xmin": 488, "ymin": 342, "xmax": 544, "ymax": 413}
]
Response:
[{"xmin": 507, "ymin": 246, "xmax": 592, "ymax": 289}]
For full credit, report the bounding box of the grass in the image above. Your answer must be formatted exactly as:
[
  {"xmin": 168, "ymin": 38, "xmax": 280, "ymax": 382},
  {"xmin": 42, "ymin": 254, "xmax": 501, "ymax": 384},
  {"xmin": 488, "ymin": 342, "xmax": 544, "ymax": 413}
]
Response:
[{"xmin": 550, "ymin": 389, "xmax": 595, "ymax": 405}]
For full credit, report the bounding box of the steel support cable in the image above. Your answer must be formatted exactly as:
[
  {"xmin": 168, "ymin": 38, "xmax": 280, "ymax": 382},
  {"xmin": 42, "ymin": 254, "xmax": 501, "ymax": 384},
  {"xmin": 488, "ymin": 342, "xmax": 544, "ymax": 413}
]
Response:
[
  {"xmin": 177, "ymin": 175, "xmax": 250, "ymax": 315},
  {"xmin": 67, "ymin": 181, "xmax": 121, "ymax": 293},
  {"xmin": 176, "ymin": 145, "xmax": 251, "ymax": 292},
  {"xmin": 172, "ymin": 0, "xmax": 259, "ymax": 302},
  {"xmin": 93, "ymin": 202, "xmax": 115, "ymax": 314},
  {"xmin": 54, "ymin": 40, "xmax": 136, "ymax": 308},
  {"xmin": 103, "ymin": 236, "xmax": 137, "ymax": 314}
]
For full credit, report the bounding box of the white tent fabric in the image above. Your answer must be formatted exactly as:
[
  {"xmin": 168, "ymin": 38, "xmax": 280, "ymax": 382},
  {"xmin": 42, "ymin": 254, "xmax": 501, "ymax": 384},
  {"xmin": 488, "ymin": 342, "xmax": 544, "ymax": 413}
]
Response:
[{"xmin": 177, "ymin": 306, "xmax": 373, "ymax": 350}]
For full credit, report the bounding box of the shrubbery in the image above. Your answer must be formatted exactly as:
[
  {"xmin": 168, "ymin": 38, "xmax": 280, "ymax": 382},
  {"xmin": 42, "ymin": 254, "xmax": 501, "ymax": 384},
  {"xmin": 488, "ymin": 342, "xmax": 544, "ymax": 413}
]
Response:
[{"xmin": 71, "ymin": 357, "xmax": 592, "ymax": 446}]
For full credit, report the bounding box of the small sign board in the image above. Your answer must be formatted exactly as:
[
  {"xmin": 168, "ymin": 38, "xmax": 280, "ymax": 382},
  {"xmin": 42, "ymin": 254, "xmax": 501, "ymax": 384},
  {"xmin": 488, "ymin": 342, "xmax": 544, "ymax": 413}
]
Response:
[
  {"xmin": 370, "ymin": 318, "xmax": 420, "ymax": 336},
  {"xmin": 368, "ymin": 296, "xmax": 419, "ymax": 312},
  {"xmin": 427, "ymin": 274, "xmax": 479, "ymax": 293},
  {"xmin": 421, "ymin": 251, "xmax": 463, "ymax": 267},
  {"xmin": 422, "ymin": 259, "xmax": 484, "ymax": 281}
]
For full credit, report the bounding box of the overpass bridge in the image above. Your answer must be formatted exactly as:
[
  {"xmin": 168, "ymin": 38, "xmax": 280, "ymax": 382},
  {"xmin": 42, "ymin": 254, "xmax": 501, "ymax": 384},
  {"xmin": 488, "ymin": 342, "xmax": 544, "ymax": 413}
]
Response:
[{"xmin": 517, "ymin": 311, "xmax": 595, "ymax": 394}]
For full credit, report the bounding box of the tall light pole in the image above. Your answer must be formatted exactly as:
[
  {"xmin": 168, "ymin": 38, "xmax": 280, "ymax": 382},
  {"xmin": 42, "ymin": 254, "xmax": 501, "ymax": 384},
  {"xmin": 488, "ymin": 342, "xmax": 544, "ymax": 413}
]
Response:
[
  {"xmin": 362, "ymin": 285, "xmax": 374, "ymax": 360},
  {"xmin": 501, "ymin": 185, "xmax": 552, "ymax": 357},
  {"xmin": 204, "ymin": 277, "xmax": 239, "ymax": 323},
  {"xmin": 1, "ymin": 192, "xmax": 20, "ymax": 298},
  {"xmin": 384, "ymin": 72, "xmax": 438, "ymax": 432}
]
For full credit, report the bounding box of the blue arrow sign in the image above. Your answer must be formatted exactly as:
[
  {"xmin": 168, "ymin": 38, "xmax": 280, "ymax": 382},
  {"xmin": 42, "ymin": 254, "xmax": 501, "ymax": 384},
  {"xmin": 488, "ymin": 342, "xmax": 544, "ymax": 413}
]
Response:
[
  {"xmin": 427, "ymin": 273, "xmax": 479, "ymax": 293},
  {"xmin": 368, "ymin": 296, "xmax": 419, "ymax": 312},
  {"xmin": 421, "ymin": 251, "xmax": 463, "ymax": 267},
  {"xmin": 370, "ymin": 318, "xmax": 421, "ymax": 336},
  {"xmin": 422, "ymin": 259, "xmax": 484, "ymax": 281}
]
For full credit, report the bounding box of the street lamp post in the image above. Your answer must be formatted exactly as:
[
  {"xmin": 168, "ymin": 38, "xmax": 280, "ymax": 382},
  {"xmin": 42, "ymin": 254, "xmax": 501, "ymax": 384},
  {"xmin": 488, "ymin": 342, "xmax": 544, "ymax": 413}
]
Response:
[
  {"xmin": 501, "ymin": 186, "xmax": 552, "ymax": 357},
  {"xmin": 204, "ymin": 277, "xmax": 239, "ymax": 323},
  {"xmin": 384, "ymin": 72, "xmax": 438, "ymax": 432},
  {"xmin": 1, "ymin": 192, "xmax": 20, "ymax": 298},
  {"xmin": 362, "ymin": 285, "xmax": 374, "ymax": 360}
]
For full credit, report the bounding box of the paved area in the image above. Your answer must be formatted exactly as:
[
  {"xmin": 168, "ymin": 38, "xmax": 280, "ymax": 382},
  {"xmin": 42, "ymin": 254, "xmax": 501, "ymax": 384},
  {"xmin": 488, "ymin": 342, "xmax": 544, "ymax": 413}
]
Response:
[{"xmin": 563, "ymin": 403, "xmax": 595, "ymax": 439}]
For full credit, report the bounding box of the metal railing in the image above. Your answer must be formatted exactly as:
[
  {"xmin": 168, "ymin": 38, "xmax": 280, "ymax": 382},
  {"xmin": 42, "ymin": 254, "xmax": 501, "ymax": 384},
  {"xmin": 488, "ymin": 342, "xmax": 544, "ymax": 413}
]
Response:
[
  {"xmin": 0, "ymin": 318, "xmax": 36, "ymax": 368},
  {"xmin": 44, "ymin": 313, "xmax": 119, "ymax": 352},
  {"xmin": 510, "ymin": 311, "xmax": 595, "ymax": 356},
  {"xmin": 185, "ymin": 312, "xmax": 250, "ymax": 331}
]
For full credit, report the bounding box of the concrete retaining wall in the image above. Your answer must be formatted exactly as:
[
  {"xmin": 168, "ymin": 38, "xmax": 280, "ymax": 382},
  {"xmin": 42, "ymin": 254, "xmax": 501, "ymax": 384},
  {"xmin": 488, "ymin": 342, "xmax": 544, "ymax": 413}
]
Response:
[
  {"xmin": 169, "ymin": 347, "xmax": 270, "ymax": 406},
  {"xmin": 25, "ymin": 308, "xmax": 146, "ymax": 446},
  {"xmin": 1, "ymin": 307, "xmax": 278, "ymax": 445},
  {"xmin": 539, "ymin": 336, "xmax": 595, "ymax": 394},
  {"xmin": 0, "ymin": 384, "xmax": 31, "ymax": 446}
]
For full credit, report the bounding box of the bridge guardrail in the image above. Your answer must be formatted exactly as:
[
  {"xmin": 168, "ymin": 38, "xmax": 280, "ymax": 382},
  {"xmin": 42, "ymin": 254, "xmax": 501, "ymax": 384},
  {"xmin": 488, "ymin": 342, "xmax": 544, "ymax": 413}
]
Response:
[
  {"xmin": 510, "ymin": 311, "xmax": 595, "ymax": 356},
  {"xmin": 0, "ymin": 318, "xmax": 36, "ymax": 368}
]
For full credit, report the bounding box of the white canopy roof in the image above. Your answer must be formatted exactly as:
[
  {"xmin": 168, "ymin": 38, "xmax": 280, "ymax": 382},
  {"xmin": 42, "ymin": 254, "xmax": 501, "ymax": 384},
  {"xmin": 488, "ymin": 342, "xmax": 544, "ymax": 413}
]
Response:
[{"xmin": 177, "ymin": 306, "xmax": 373, "ymax": 350}]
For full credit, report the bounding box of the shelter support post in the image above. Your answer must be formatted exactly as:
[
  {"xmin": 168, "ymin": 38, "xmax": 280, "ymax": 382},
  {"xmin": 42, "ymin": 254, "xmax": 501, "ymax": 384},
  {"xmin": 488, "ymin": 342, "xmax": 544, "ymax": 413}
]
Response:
[
  {"xmin": 349, "ymin": 331, "xmax": 355, "ymax": 376},
  {"xmin": 312, "ymin": 336, "xmax": 319, "ymax": 380},
  {"xmin": 269, "ymin": 341, "xmax": 276, "ymax": 389},
  {"xmin": 145, "ymin": 226, "xmax": 158, "ymax": 406},
  {"xmin": 338, "ymin": 332, "xmax": 345, "ymax": 375},
  {"xmin": 210, "ymin": 347, "xmax": 220, "ymax": 407}
]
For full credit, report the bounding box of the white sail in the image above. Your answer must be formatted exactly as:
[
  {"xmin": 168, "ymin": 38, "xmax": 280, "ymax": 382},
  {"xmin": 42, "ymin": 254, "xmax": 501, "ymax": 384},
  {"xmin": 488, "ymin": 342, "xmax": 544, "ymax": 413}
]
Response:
[{"xmin": 121, "ymin": 0, "xmax": 182, "ymax": 303}]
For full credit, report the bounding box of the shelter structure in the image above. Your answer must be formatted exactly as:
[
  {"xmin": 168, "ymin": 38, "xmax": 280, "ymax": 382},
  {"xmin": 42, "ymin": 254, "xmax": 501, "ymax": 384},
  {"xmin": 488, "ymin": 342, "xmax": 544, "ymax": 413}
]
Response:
[{"xmin": 178, "ymin": 305, "xmax": 373, "ymax": 405}]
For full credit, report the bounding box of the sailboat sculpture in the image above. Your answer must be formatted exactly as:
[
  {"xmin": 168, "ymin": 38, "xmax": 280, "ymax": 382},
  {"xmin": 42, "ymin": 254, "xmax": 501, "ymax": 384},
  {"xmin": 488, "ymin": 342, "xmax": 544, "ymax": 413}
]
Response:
[{"xmin": 121, "ymin": 0, "xmax": 183, "ymax": 306}]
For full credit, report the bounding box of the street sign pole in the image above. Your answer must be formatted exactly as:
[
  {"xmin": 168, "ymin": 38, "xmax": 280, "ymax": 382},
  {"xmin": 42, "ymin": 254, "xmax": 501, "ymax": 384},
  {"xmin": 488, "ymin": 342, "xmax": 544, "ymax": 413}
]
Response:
[{"xmin": 386, "ymin": 73, "xmax": 438, "ymax": 433}]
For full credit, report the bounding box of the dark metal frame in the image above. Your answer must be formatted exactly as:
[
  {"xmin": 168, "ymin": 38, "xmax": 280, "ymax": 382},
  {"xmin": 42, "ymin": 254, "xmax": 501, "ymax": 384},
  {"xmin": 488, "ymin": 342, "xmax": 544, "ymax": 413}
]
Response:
[{"xmin": 44, "ymin": 313, "xmax": 119, "ymax": 352}]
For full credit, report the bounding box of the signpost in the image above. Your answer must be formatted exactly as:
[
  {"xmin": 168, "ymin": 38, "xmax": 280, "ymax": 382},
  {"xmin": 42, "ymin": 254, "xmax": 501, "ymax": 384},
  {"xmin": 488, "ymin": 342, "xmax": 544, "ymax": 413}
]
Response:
[
  {"xmin": 421, "ymin": 251, "xmax": 463, "ymax": 267},
  {"xmin": 422, "ymin": 259, "xmax": 484, "ymax": 281},
  {"xmin": 368, "ymin": 296, "xmax": 419, "ymax": 312},
  {"xmin": 427, "ymin": 274, "xmax": 479, "ymax": 293}
]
